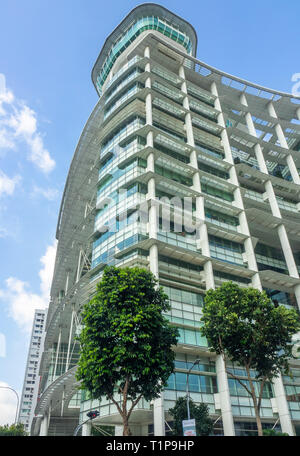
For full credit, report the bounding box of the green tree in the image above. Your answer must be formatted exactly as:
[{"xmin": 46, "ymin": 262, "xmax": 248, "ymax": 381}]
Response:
[
  {"xmin": 0, "ymin": 423, "xmax": 27, "ymax": 436},
  {"xmin": 200, "ymin": 281, "xmax": 300, "ymax": 436},
  {"xmin": 263, "ymin": 429, "xmax": 289, "ymax": 436},
  {"xmin": 169, "ymin": 396, "xmax": 213, "ymax": 436},
  {"xmin": 76, "ymin": 266, "xmax": 179, "ymax": 436}
]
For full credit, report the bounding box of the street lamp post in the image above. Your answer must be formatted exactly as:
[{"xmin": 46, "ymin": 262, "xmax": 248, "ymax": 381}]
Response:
[
  {"xmin": 0, "ymin": 386, "xmax": 19, "ymax": 424},
  {"xmin": 186, "ymin": 359, "xmax": 201, "ymax": 421}
]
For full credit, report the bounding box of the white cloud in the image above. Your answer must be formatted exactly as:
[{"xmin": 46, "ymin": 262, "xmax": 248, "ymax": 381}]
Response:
[
  {"xmin": 0, "ymin": 381, "xmax": 20, "ymax": 426},
  {"xmin": 0, "ymin": 74, "xmax": 14, "ymax": 116},
  {"xmin": 0, "ymin": 74, "xmax": 55, "ymax": 173},
  {"xmin": 30, "ymin": 185, "xmax": 59, "ymax": 201},
  {"xmin": 0, "ymin": 170, "xmax": 21, "ymax": 197},
  {"xmin": 39, "ymin": 241, "xmax": 58, "ymax": 299},
  {"xmin": 0, "ymin": 333, "xmax": 6, "ymax": 358},
  {"xmin": 8, "ymin": 105, "xmax": 37, "ymax": 136},
  {"xmin": 0, "ymin": 128, "xmax": 15, "ymax": 150},
  {"xmin": 0, "ymin": 278, "xmax": 47, "ymax": 332},
  {"xmin": 26, "ymin": 134, "xmax": 55, "ymax": 174},
  {"xmin": 0, "ymin": 240, "xmax": 57, "ymax": 332}
]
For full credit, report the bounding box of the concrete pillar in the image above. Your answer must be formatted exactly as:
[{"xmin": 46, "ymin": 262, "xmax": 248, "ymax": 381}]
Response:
[
  {"xmin": 268, "ymin": 102, "xmax": 300, "ymax": 185},
  {"xmin": 273, "ymin": 376, "xmax": 295, "ymax": 435},
  {"xmin": 277, "ymin": 224, "xmax": 299, "ymax": 278},
  {"xmin": 294, "ymin": 284, "xmax": 300, "ymax": 311},
  {"xmin": 153, "ymin": 395, "xmax": 165, "ymax": 436},
  {"xmin": 240, "ymin": 93, "xmax": 295, "ymax": 433},
  {"xmin": 204, "ymin": 260, "xmax": 215, "ymax": 290},
  {"xmin": 82, "ymin": 421, "xmax": 92, "ymax": 436},
  {"xmin": 264, "ymin": 180, "xmax": 281, "ymax": 218},
  {"xmin": 40, "ymin": 411, "xmax": 49, "ymax": 436},
  {"xmin": 149, "ymin": 244, "xmax": 159, "ymax": 279},
  {"xmin": 65, "ymin": 306, "xmax": 75, "ymax": 372},
  {"xmin": 215, "ymin": 356, "xmax": 235, "ymax": 436},
  {"xmin": 144, "ymin": 46, "xmax": 165, "ymax": 436},
  {"xmin": 115, "ymin": 425, "xmax": 123, "ymax": 436},
  {"xmin": 65, "ymin": 272, "xmax": 69, "ymax": 294},
  {"xmin": 53, "ymin": 328, "xmax": 61, "ymax": 379},
  {"xmin": 241, "ymin": 94, "xmax": 300, "ymax": 283}
]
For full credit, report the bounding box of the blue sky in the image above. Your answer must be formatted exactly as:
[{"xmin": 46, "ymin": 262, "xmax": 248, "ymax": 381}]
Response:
[{"xmin": 0, "ymin": 0, "xmax": 299, "ymax": 424}]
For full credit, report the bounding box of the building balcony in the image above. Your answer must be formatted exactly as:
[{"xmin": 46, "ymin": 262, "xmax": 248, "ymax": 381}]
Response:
[{"xmin": 235, "ymin": 162, "xmax": 300, "ymax": 204}]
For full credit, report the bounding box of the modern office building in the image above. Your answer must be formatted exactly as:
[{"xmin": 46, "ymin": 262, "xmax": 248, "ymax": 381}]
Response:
[
  {"xmin": 18, "ymin": 308, "xmax": 47, "ymax": 433},
  {"xmin": 31, "ymin": 3, "xmax": 300, "ymax": 436}
]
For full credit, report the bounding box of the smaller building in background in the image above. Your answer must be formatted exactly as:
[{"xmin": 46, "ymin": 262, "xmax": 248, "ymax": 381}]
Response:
[{"xmin": 18, "ymin": 309, "xmax": 47, "ymax": 433}]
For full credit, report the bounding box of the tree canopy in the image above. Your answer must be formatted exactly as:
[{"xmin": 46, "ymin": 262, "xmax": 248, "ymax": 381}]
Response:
[
  {"xmin": 168, "ymin": 396, "xmax": 213, "ymax": 436},
  {"xmin": 76, "ymin": 266, "xmax": 179, "ymax": 435},
  {"xmin": 0, "ymin": 423, "xmax": 27, "ymax": 436},
  {"xmin": 200, "ymin": 281, "xmax": 300, "ymax": 436}
]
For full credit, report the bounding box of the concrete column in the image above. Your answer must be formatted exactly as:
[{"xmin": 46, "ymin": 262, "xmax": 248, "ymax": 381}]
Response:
[
  {"xmin": 212, "ymin": 87, "xmax": 262, "ymax": 290},
  {"xmin": 268, "ymin": 102, "xmax": 300, "ymax": 185},
  {"xmin": 115, "ymin": 425, "xmax": 123, "ymax": 436},
  {"xmin": 241, "ymin": 94, "xmax": 282, "ymax": 219},
  {"xmin": 205, "ymin": 248, "xmax": 234, "ymax": 433},
  {"xmin": 273, "ymin": 376, "xmax": 295, "ymax": 435},
  {"xmin": 53, "ymin": 328, "xmax": 62, "ymax": 379},
  {"xmin": 65, "ymin": 306, "xmax": 75, "ymax": 372},
  {"xmin": 144, "ymin": 54, "xmax": 164, "ymax": 432},
  {"xmin": 40, "ymin": 411, "xmax": 49, "ymax": 436},
  {"xmin": 153, "ymin": 395, "xmax": 165, "ymax": 436},
  {"xmin": 149, "ymin": 244, "xmax": 159, "ymax": 279},
  {"xmin": 215, "ymin": 356, "xmax": 235, "ymax": 436},
  {"xmin": 65, "ymin": 272, "xmax": 69, "ymax": 294},
  {"xmin": 76, "ymin": 250, "xmax": 83, "ymax": 283},
  {"xmin": 277, "ymin": 224, "xmax": 299, "ymax": 278},
  {"xmin": 144, "ymin": 46, "xmax": 150, "ymax": 60},
  {"xmin": 144, "ymin": 47, "xmax": 157, "ymax": 247},
  {"xmin": 294, "ymin": 284, "xmax": 300, "ymax": 312},
  {"xmin": 204, "ymin": 261, "xmax": 215, "ymax": 290},
  {"xmin": 82, "ymin": 421, "xmax": 92, "ymax": 436},
  {"xmin": 180, "ymin": 65, "xmax": 214, "ymax": 291},
  {"xmin": 264, "ymin": 180, "xmax": 281, "ymax": 218},
  {"xmin": 286, "ymin": 154, "xmax": 300, "ymax": 184},
  {"xmin": 240, "ymin": 94, "xmax": 300, "ymax": 286},
  {"xmin": 241, "ymin": 93, "xmax": 295, "ymax": 432},
  {"xmin": 211, "ymin": 83, "xmax": 234, "ymax": 165}
]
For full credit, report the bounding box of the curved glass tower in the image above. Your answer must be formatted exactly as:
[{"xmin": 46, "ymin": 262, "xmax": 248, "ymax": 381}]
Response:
[{"xmin": 32, "ymin": 3, "xmax": 300, "ymax": 436}]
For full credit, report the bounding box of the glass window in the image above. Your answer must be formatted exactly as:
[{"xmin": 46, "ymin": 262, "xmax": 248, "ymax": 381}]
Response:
[{"xmin": 176, "ymin": 373, "xmax": 187, "ymax": 391}]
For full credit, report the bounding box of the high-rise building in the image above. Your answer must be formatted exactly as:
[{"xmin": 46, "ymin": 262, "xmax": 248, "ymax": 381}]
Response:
[
  {"xmin": 31, "ymin": 4, "xmax": 300, "ymax": 436},
  {"xmin": 18, "ymin": 308, "xmax": 47, "ymax": 433}
]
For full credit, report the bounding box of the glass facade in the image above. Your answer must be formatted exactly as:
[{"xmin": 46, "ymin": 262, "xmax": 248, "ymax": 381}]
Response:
[
  {"xmin": 96, "ymin": 16, "xmax": 193, "ymax": 95},
  {"xmin": 37, "ymin": 4, "xmax": 300, "ymax": 438}
]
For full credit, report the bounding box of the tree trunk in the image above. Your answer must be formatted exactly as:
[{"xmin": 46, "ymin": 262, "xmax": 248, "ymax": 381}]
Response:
[
  {"xmin": 253, "ymin": 403, "xmax": 263, "ymax": 436},
  {"xmin": 246, "ymin": 369, "xmax": 263, "ymax": 436},
  {"xmin": 122, "ymin": 415, "xmax": 132, "ymax": 436}
]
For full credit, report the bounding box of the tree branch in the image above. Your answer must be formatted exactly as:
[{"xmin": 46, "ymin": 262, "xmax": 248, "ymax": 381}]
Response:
[
  {"xmin": 127, "ymin": 393, "xmax": 144, "ymax": 419},
  {"xmin": 107, "ymin": 392, "xmax": 123, "ymax": 417},
  {"xmin": 225, "ymin": 369, "xmax": 253, "ymax": 397},
  {"xmin": 257, "ymin": 377, "xmax": 267, "ymax": 412},
  {"xmin": 122, "ymin": 376, "xmax": 130, "ymax": 415}
]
